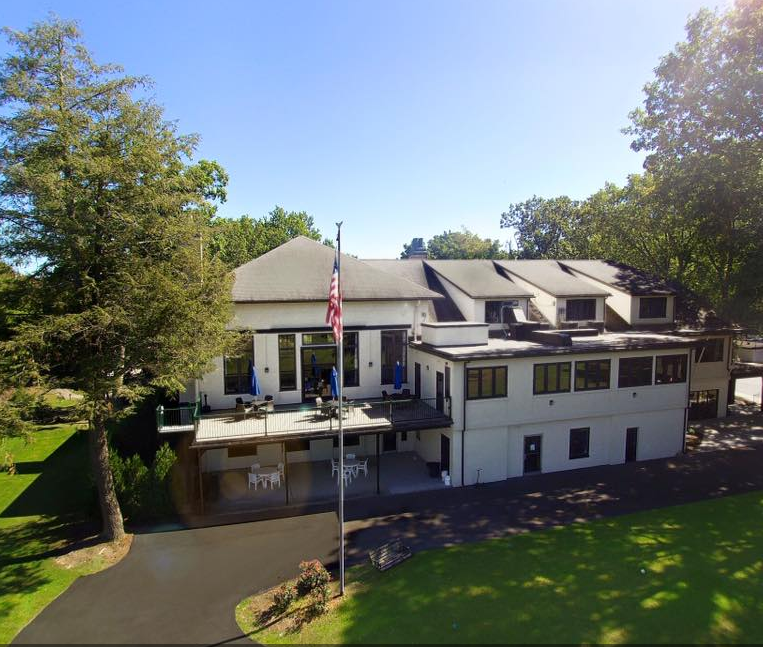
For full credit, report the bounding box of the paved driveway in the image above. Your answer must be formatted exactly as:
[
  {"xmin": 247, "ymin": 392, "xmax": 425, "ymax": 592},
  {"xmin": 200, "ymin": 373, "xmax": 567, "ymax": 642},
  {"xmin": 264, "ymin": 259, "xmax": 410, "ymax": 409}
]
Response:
[
  {"xmin": 15, "ymin": 411, "xmax": 763, "ymax": 644},
  {"xmin": 14, "ymin": 514, "xmax": 337, "ymax": 645}
]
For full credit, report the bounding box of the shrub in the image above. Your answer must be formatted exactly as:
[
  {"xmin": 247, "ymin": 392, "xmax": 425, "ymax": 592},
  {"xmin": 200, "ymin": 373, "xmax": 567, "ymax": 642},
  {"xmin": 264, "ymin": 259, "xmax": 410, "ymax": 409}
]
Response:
[
  {"xmin": 109, "ymin": 442, "xmax": 177, "ymax": 520},
  {"xmin": 307, "ymin": 583, "xmax": 330, "ymax": 617},
  {"xmin": 296, "ymin": 559, "xmax": 330, "ymax": 597},
  {"xmin": 271, "ymin": 584, "xmax": 295, "ymax": 616}
]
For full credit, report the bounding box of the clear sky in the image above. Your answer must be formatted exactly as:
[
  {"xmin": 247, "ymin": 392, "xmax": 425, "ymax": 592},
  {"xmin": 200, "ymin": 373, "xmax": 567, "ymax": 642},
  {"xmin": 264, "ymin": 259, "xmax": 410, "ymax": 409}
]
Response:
[{"xmin": 2, "ymin": 0, "xmax": 720, "ymax": 258}]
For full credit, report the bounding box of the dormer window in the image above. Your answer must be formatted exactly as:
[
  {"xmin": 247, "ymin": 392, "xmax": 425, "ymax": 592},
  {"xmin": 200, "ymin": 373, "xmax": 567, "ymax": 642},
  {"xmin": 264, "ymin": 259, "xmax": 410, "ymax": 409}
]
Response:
[
  {"xmin": 639, "ymin": 297, "xmax": 667, "ymax": 319},
  {"xmin": 565, "ymin": 299, "xmax": 596, "ymax": 321}
]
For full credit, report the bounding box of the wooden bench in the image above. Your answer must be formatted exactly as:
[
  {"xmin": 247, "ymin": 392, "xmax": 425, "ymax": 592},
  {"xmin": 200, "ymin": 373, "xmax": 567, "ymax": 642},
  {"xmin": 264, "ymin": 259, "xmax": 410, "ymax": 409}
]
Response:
[{"xmin": 369, "ymin": 539, "xmax": 412, "ymax": 571}]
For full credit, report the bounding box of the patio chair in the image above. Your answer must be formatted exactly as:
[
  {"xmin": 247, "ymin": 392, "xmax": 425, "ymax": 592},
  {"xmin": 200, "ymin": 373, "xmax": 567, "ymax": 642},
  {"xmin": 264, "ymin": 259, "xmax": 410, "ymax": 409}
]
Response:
[
  {"xmin": 277, "ymin": 462, "xmax": 284, "ymax": 477},
  {"xmin": 250, "ymin": 462, "xmax": 261, "ymax": 472},
  {"xmin": 341, "ymin": 465, "xmax": 353, "ymax": 486},
  {"xmin": 235, "ymin": 397, "xmax": 253, "ymax": 417},
  {"xmin": 331, "ymin": 459, "xmax": 339, "ymax": 478},
  {"xmin": 382, "ymin": 390, "xmax": 390, "ymax": 400},
  {"xmin": 357, "ymin": 458, "xmax": 369, "ymax": 477},
  {"xmin": 247, "ymin": 472, "xmax": 261, "ymax": 490},
  {"xmin": 269, "ymin": 471, "xmax": 281, "ymax": 488}
]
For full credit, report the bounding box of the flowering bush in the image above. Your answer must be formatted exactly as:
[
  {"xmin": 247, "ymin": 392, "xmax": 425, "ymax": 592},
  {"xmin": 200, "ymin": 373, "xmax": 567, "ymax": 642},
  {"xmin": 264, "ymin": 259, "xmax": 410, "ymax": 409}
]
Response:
[
  {"xmin": 296, "ymin": 559, "xmax": 330, "ymax": 597},
  {"xmin": 271, "ymin": 584, "xmax": 295, "ymax": 615}
]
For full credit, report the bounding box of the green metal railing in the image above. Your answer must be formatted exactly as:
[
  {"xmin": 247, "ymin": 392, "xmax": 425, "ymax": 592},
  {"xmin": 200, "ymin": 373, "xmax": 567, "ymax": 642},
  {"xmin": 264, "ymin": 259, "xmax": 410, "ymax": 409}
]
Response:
[{"xmin": 156, "ymin": 395, "xmax": 202, "ymax": 431}]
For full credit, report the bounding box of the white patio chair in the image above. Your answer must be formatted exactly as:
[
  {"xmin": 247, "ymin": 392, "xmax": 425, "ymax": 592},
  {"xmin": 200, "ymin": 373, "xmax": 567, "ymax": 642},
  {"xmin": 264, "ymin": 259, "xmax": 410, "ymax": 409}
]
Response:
[
  {"xmin": 342, "ymin": 465, "xmax": 354, "ymax": 487},
  {"xmin": 331, "ymin": 459, "xmax": 339, "ymax": 478},
  {"xmin": 357, "ymin": 458, "xmax": 369, "ymax": 477},
  {"xmin": 247, "ymin": 472, "xmax": 260, "ymax": 490},
  {"xmin": 269, "ymin": 471, "xmax": 281, "ymax": 488},
  {"xmin": 250, "ymin": 462, "xmax": 261, "ymax": 473},
  {"xmin": 277, "ymin": 462, "xmax": 284, "ymax": 477}
]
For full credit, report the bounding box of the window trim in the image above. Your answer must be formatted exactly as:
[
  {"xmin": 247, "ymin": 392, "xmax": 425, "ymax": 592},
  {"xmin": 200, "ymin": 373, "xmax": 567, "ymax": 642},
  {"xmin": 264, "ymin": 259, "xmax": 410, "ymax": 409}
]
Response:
[
  {"xmin": 565, "ymin": 298, "xmax": 597, "ymax": 322},
  {"xmin": 617, "ymin": 356, "xmax": 654, "ymax": 389},
  {"xmin": 381, "ymin": 329, "xmax": 408, "ymax": 385},
  {"xmin": 466, "ymin": 366, "xmax": 508, "ymax": 400},
  {"xmin": 533, "ymin": 362, "xmax": 572, "ymax": 395},
  {"xmin": 569, "ymin": 427, "xmax": 590, "ymax": 460},
  {"xmin": 574, "ymin": 359, "xmax": 611, "ymax": 392}
]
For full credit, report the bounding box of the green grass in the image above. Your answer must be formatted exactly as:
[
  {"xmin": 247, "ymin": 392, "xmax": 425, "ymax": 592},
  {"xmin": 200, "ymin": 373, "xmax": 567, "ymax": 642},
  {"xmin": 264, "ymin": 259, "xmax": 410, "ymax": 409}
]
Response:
[
  {"xmin": 241, "ymin": 491, "xmax": 763, "ymax": 644},
  {"xmin": 0, "ymin": 423, "xmax": 95, "ymax": 644}
]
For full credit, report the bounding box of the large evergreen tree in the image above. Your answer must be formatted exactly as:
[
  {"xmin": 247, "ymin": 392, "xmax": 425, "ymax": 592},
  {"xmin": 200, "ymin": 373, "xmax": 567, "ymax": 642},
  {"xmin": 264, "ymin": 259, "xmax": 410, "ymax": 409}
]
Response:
[{"xmin": 0, "ymin": 18, "xmax": 233, "ymax": 539}]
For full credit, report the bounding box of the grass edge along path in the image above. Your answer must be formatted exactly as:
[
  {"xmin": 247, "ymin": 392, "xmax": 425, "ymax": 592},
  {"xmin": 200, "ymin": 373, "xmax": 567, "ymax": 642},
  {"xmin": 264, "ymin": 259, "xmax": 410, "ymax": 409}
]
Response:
[
  {"xmin": 0, "ymin": 423, "xmax": 129, "ymax": 644},
  {"xmin": 236, "ymin": 490, "xmax": 763, "ymax": 644}
]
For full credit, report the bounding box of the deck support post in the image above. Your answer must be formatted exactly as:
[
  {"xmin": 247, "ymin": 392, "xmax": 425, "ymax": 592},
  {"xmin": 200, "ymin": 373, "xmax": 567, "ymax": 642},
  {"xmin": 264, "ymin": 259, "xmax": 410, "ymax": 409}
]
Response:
[
  {"xmin": 376, "ymin": 432, "xmax": 380, "ymax": 495},
  {"xmin": 198, "ymin": 448, "xmax": 205, "ymax": 515},
  {"xmin": 284, "ymin": 441, "xmax": 289, "ymax": 505}
]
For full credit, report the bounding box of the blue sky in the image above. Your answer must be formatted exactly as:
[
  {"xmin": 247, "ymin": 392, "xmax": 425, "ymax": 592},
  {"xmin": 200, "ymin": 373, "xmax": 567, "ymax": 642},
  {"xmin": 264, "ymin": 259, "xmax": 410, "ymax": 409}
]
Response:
[{"xmin": 2, "ymin": 0, "xmax": 719, "ymax": 258}]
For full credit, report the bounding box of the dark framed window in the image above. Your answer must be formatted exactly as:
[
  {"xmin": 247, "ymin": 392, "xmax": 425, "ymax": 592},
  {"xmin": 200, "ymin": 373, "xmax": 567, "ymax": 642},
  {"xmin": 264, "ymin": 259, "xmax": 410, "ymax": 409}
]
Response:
[
  {"xmin": 533, "ymin": 362, "xmax": 571, "ymax": 395},
  {"xmin": 223, "ymin": 346, "xmax": 254, "ymax": 395},
  {"xmin": 574, "ymin": 360, "xmax": 611, "ymax": 391},
  {"xmin": 695, "ymin": 339, "xmax": 724, "ymax": 363},
  {"xmin": 278, "ymin": 335, "xmax": 296, "ymax": 391},
  {"xmin": 467, "ymin": 366, "xmax": 508, "ymax": 399},
  {"xmin": 485, "ymin": 301, "xmax": 517, "ymax": 324},
  {"xmin": 655, "ymin": 354, "xmax": 687, "ymax": 384},
  {"xmin": 333, "ymin": 435, "xmax": 360, "ymax": 447},
  {"xmin": 639, "ymin": 297, "xmax": 667, "ymax": 319},
  {"xmin": 381, "ymin": 330, "xmax": 408, "ymax": 384},
  {"xmin": 286, "ymin": 438, "xmax": 310, "ymax": 452},
  {"xmin": 618, "ymin": 356, "xmax": 653, "ymax": 388},
  {"xmin": 302, "ymin": 332, "xmax": 336, "ymax": 346},
  {"xmin": 565, "ymin": 299, "xmax": 596, "ymax": 321},
  {"xmin": 227, "ymin": 443, "xmax": 258, "ymax": 458},
  {"xmin": 689, "ymin": 389, "xmax": 719, "ymax": 420},
  {"xmin": 569, "ymin": 427, "xmax": 590, "ymax": 459},
  {"xmin": 344, "ymin": 332, "xmax": 359, "ymax": 387}
]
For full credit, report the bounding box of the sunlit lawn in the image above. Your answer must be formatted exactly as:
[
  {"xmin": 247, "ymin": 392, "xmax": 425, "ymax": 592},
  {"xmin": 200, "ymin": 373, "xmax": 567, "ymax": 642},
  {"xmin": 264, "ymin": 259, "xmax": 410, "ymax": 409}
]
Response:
[
  {"xmin": 0, "ymin": 424, "xmax": 94, "ymax": 644},
  {"xmin": 245, "ymin": 490, "xmax": 763, "ymax": 644}
]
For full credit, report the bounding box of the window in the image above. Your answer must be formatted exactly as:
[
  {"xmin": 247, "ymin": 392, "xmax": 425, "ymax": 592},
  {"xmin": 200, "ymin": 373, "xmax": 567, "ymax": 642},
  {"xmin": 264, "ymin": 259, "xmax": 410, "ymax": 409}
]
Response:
[
  {"xmin": 381, "ymin": 330, "xmax": 408, "ymax": 384},
  {"xmin": 278, "ymin": 335, "xmax": 296, "ymax": 391},
  {"xmin": 332, "ymin": 435, "xmax": 360, "ymax": 447},
  {"xmin": 639, "ymin": 297, "xmax": 667, "ymax": 319},
  {"xmin": 689, "ymin": 389, "xmax": 719, "ymax": 420},
  {"xmin": 574, "ymin": 360, "xmax": 611, "ymax": 391},
  {"xmin": 223, "ymin": 346, "xmax": 254, "ymax": 395},
  {"xmin": 569, "ymin": 427, "xmax": 590, "ymax": 459},
  {"xmin": 302, "ymin": 332, "xmax": 336, "ymax": 346},
  {"xmin": 565, "ymin": 299, "xmax": 596, "ymax": 321},
  {"xmin": 533, "ymin": 362, "xmax": 571, "ymax": 394},
  {"xmin": 655, "ymin": 354, "xmax": 688, "ymax": 384},
  {"xmin": 343, "ymin": 332, "xmax": 359, "ymax": 387},
  {"xmin": 286, "ymin": 438, "xmax": 310, "ymax": 452},
  {"xmin": 695, "ymin": 339, "xmax": 724, "ymax": 363},
  {"xmin": 227, "ymin": 443, "xmax": 258, "ymax": 458},
  {"xmin": 485, "ymin": 301, "xmax": 516, "ymax": 324},
  {"xmin": 618, "ymin": 356, "xmax": 653, "ymax": 388},
  {"xmin": 467, "ymin": 367, "xmax": 508, "ymax": 399}
]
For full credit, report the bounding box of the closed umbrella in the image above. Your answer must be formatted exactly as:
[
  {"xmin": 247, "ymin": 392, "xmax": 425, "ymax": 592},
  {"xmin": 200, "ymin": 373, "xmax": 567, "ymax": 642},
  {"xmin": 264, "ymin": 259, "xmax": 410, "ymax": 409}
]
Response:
[
  {"xmin": 394, "ymin": 361, "xmax": 403, "ymax": 390},
  {"xmin": 330, "ymin": 366, "xmax": 339, "ymax": 399},
  {"xmin": 249, "ymin": 360, "xmax": 261, "ymax": 398}
]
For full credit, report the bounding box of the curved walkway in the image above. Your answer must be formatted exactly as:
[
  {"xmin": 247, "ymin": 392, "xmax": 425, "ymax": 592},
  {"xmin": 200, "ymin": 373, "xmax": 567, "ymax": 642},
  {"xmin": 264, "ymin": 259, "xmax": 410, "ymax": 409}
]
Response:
[{"xmin": 15, "ymin": 410, "xmax": 763, "ymax": 644}]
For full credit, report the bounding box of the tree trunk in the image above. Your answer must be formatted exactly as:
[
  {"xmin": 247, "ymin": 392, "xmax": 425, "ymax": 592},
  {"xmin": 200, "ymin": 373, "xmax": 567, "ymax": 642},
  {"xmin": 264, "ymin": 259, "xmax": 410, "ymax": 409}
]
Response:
[{"xmin": 89, "ymin": 415, "xmax": 125, "ymax": 541}]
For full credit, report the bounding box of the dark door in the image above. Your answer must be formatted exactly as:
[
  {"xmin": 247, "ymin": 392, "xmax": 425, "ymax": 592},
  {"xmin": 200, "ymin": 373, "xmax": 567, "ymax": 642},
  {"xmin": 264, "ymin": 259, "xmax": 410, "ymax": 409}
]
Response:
[
  {"xmin": 444, "ymin": 366, "xmax": 451, "ymax": 412},
  {"xmin": 414, "ymin": 363, "xmax": 421, "ymax": 398},
  {"xmin": 301, "ymin": 346, "xmax": 336, "ymax": 402},
  {"xmin": 436, "ymin": 371, "xmax": 444, "ymax": 412},
  {"xmin": 440, "ymin": 434, "xmax": 450, "ymax": 473},
  {"xmin": 383, "ymin": 432, "xmax": 397, "ymax": 452},
  {"xmin": 625, "ymin": 427, "xmax": 638, "ymax": 462},
  {"xmin": 523, "ymin": 435, "xmax": 542, "ymax": 474}
]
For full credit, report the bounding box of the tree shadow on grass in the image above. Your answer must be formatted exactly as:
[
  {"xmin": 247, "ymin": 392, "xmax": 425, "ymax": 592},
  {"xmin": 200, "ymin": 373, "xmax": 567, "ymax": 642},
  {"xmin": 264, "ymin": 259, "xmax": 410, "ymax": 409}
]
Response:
[
  {"xmin": 2, "ymin": 429, "xmax": 93, "ymax": 521},
  {"xmin": 339, "ymin": 492, "xmax": 763, "ymax": 644}
]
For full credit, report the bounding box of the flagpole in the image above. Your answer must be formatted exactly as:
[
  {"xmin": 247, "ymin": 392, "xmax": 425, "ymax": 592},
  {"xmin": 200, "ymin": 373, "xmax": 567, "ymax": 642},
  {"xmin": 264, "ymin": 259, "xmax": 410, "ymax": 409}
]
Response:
[{"xmin": 336, "ymin": 221, "xmax": 345, "ymax": 596}]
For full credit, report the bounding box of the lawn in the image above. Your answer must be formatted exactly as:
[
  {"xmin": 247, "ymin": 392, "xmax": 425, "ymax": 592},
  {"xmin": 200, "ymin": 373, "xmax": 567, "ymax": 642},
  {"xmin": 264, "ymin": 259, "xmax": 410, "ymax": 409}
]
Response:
[
  {"xmin": 0, "ymin": 423, "xmax": 97, "ymax": 644},
  {"xmin": 240, "ymin": 490, "xmax": 763, "ymax": 644}
]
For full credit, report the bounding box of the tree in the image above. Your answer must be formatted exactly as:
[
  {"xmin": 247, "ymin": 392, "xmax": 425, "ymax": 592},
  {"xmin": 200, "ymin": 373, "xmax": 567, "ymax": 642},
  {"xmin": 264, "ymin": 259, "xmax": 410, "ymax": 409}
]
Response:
[
  {"xmin": 209, "ymin": 206, "xmax": 324, "ymax": 269},
  {"xmin": 625, "ymin": 0, "xmax": 763, "ymax": 322},
  {"xmin": 0, "ymin": 18, "xmax": 233, "ymax": 539},
  {"xmin": 500, "ymin": 196, "xmax": 584, "ymax": 259},
  {"xmin": 400, "ymin": 228, "xmax": 510, "ymax": 259}
]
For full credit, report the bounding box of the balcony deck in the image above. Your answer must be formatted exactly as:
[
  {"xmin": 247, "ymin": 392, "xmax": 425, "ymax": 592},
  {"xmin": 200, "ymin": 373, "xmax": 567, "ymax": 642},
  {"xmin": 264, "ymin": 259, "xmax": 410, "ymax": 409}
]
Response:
[{"xmin": 182, "ymin": 398, "xmax": 451, "ymax": 447}]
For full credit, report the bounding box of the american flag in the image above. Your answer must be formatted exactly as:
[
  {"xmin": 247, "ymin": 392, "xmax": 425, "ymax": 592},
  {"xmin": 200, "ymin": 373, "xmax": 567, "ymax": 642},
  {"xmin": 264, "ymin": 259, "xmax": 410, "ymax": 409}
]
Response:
[{"xmin": 326, "ymin": 253, "xmax": 342, "ymax": 343}]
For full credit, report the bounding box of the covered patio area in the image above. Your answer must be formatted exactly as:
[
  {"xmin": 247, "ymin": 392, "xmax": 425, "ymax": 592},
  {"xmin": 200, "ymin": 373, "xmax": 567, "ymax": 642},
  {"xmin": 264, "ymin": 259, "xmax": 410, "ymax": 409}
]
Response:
[{"xmin": 200, "ymin": 451, "xmax": 447, "ymax": 515}]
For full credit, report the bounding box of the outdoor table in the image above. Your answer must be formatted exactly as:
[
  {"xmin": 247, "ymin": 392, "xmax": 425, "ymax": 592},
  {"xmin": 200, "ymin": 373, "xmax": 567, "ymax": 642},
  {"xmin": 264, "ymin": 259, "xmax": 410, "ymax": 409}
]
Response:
[{"xmin": 253, "ymin": 465, "xmax": 280, "ymax": 488}]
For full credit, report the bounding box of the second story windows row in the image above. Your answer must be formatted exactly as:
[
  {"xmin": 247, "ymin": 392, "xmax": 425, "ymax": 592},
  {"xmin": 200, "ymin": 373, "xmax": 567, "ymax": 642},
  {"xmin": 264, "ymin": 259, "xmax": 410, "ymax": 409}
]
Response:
[{"xmin": 533, "ymin": 353, "xmax": 688, "ymax": 394}]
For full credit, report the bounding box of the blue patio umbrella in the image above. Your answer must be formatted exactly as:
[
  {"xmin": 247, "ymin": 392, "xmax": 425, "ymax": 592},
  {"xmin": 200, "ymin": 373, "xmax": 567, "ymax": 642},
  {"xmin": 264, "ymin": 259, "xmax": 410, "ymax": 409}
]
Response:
[
  {"xmin": 330, "ymin": 366, "xmax": 339, "ymax": 399},
  {"xmin": 248, "ymin": 360, "xmax": 261, "ymax": 398},
  {"xmin": 394, "ymin": 361, "xmax": 403, "ymax": 390}
]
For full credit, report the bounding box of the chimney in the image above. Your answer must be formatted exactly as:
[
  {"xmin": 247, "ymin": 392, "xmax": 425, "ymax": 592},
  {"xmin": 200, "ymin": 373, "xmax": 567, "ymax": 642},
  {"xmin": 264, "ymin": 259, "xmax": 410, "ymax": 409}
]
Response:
[{"xmin": 407, "ymin": 237, "xmax": 428, "ymax": 259}]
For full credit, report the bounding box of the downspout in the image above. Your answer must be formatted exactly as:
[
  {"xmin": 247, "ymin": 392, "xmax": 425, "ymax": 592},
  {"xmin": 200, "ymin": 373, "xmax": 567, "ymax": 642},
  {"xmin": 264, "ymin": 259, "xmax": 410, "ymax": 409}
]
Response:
[
  {"xmin": 683, "ymin": 348, "xmax": 693, "ymax": 453},
  {"xmin": 461, "ymin": 360, "xmax": 468, "ymax": 487}
]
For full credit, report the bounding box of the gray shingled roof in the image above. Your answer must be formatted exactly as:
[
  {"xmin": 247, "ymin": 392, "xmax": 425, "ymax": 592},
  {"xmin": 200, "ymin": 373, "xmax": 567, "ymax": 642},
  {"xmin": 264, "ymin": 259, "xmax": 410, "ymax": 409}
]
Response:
[
  {"xmin": 560, "ymin": 260, "xmax": 677, "ymax": 296},
  {"xmin": 232, "ymin": 237, "xmax": 443, "ymax": 302},
  {"xmin": 424, "ymin": 260, "xmax": 534, "ymax": 299},
  {"xmin": 495, "ymin": 260, "xmax": 610, "ymax": 298}
]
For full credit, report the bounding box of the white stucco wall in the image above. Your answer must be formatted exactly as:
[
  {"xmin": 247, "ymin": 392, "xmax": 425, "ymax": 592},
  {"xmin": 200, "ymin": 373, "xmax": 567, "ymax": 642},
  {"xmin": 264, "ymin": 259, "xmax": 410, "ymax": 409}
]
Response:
[{"xmin": 434, "ymin": 275, "xmax": 476, "ymax": 321}]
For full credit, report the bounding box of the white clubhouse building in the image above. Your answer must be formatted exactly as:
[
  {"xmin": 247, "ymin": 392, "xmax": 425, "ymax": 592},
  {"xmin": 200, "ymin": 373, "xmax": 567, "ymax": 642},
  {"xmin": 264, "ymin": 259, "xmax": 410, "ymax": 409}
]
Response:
[{"xmin": 161, "ymin": 236, "xmax": 739, "ymax": 512}]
